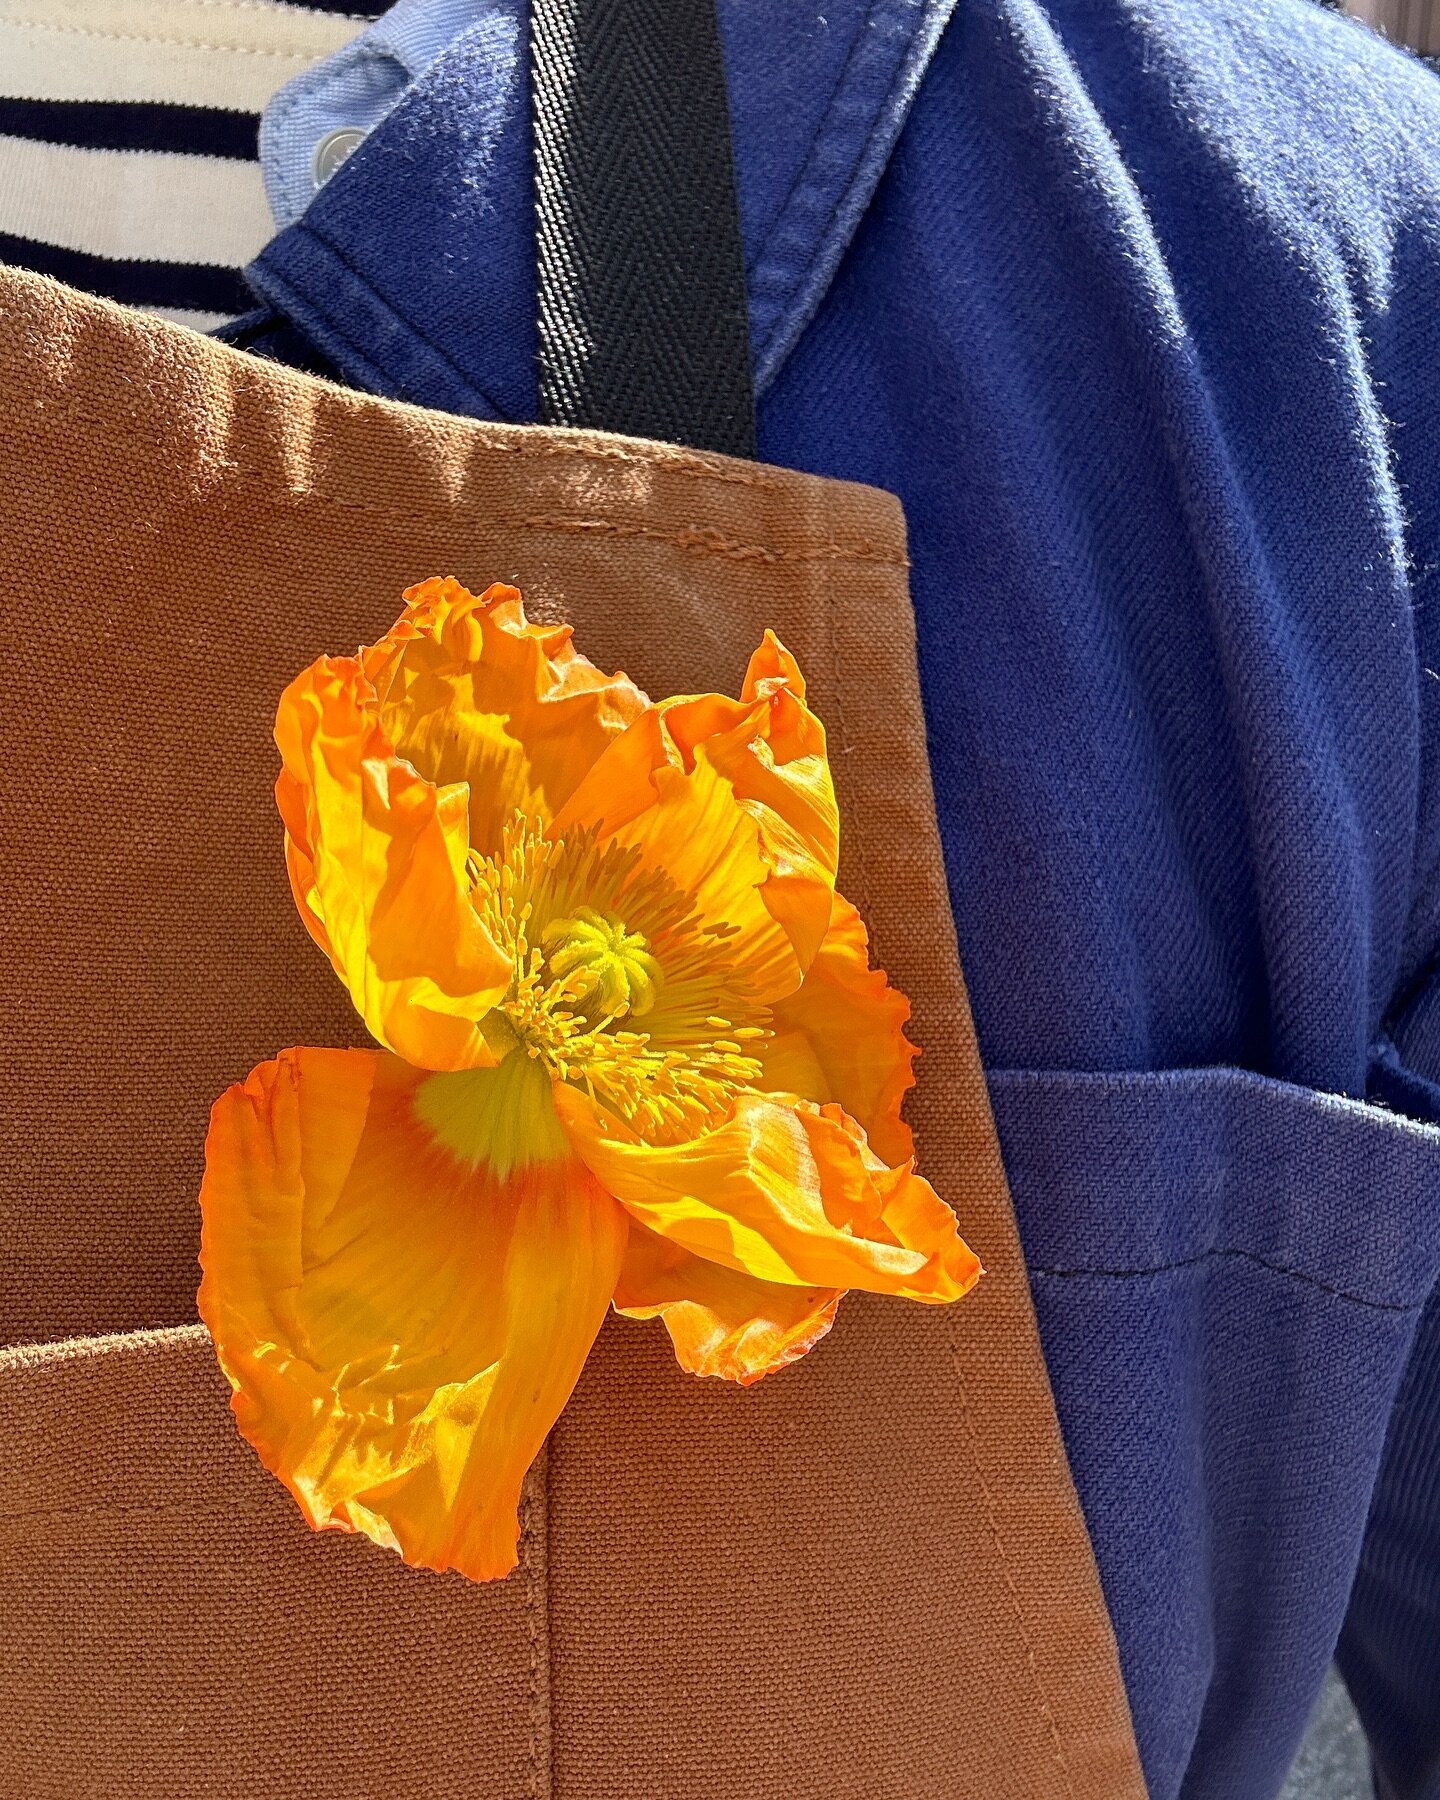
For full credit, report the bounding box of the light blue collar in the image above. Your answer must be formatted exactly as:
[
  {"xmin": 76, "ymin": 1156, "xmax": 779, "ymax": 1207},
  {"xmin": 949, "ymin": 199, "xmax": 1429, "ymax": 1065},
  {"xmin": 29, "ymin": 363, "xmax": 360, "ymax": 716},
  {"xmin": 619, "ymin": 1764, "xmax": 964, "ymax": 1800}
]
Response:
[
  {"xmin": 259, "ymin": 0, "xmax": 492, "ymax": 234},
  {"xmin": 248, "ymin": 0, "xmax": 957, "ymax": 419}
]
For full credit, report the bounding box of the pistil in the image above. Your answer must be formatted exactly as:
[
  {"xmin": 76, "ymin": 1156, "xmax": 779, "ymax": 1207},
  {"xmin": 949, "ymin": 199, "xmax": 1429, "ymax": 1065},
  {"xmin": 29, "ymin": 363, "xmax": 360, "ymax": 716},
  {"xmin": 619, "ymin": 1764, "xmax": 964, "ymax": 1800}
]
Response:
[{"xmin": 467, "ymin": 813, "xmax": 769, "ymax": 1140}]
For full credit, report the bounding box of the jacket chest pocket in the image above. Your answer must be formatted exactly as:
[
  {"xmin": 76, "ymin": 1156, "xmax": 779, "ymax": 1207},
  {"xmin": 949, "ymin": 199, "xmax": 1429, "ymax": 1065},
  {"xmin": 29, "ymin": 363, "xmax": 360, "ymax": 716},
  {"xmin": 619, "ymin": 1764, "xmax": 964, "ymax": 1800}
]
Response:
[{"xmin": 990, "ymin": 1064, "xmax": 1440, "ymax": 1800}]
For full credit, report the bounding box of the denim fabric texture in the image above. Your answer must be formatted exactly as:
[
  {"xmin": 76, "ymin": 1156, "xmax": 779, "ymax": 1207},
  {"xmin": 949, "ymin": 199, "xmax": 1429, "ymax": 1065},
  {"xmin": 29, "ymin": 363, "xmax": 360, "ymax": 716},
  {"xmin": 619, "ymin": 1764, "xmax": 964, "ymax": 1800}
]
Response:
[{"xmin": 239, "ymin": 3, "xmax": 1440, "ymax": 1794}]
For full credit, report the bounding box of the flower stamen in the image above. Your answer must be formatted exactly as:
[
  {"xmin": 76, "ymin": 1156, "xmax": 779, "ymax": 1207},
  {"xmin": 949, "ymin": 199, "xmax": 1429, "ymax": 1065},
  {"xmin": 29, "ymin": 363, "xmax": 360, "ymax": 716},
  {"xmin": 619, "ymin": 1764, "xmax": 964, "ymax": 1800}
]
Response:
[{"xmin": 469, "ymin": 814, "xmax": 769, "ymax": 1140}]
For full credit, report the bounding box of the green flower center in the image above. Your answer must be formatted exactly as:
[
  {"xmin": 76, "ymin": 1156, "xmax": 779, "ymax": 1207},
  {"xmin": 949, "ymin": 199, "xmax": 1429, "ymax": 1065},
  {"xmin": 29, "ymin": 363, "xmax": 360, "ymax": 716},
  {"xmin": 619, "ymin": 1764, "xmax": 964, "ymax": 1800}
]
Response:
[
  {"xmin": 456, "ymin": 814, "xmax": 769, "ymax": 1151},
  {"xmin": 540, "ymin": 906, "xmax": 662, "ymax": 1020}
]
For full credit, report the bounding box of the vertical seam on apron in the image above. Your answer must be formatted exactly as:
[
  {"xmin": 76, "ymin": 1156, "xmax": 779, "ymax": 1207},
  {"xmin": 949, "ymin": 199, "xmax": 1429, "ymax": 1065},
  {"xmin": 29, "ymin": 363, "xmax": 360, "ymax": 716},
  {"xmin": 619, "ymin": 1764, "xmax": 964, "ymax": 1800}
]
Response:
[
  {"xmin": 523, "ymin": 1450, "xmax": 554, "ymax": 1797},
  {"xmin": 948, "ymin": 1349, "xmax": 1080, "ymax": 1797},
  {"xmin": 820, "ymin": 528, "xmax": 1081, "ymax": 1799},
  {"xmin": 822, "ymin": 543, "xmax": 876, "ymax": 930}
]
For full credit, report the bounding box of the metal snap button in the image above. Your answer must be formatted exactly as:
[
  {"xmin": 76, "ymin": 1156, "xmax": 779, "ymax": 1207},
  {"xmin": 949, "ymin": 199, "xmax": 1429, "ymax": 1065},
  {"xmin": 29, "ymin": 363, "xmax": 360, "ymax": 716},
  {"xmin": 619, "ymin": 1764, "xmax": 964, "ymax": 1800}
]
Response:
[{"xmin": 311, "ymin": 126, "xmax": 368, "ymax": 189}]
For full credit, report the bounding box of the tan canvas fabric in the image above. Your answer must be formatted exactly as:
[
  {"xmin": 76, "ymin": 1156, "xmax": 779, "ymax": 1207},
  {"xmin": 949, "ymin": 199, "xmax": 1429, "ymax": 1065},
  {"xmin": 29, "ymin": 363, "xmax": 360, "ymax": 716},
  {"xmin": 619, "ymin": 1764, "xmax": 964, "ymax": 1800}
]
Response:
[{"xmin": 0, "ymin": 265, "xmax": 1145, "ymax": 1799}]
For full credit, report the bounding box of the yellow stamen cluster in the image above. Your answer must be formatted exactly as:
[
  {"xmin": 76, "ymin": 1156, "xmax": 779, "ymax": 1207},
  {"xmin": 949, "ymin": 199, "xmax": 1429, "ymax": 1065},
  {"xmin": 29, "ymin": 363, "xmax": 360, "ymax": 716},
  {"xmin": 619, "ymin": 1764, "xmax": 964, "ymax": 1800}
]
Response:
[{"xmin": 469, "ymin": 815, "xmax": 768, "ymax": 1140}]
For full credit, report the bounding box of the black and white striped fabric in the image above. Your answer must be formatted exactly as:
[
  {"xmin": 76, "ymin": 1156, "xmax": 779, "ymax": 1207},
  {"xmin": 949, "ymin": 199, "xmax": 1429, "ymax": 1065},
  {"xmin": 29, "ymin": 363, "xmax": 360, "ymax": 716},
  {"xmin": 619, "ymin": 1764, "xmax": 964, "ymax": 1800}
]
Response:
[{"xmin": 0, "ymin": 0, "xmax": 383, "ymax": 331}]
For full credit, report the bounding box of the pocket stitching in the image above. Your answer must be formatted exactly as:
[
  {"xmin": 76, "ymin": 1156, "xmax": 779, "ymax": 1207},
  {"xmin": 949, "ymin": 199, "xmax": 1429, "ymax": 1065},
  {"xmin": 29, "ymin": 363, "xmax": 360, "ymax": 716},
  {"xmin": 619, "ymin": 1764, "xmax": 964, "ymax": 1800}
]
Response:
[{"xmin": 1029, "ymin": 1247, "xmax": 1422, "ymax": 1314}]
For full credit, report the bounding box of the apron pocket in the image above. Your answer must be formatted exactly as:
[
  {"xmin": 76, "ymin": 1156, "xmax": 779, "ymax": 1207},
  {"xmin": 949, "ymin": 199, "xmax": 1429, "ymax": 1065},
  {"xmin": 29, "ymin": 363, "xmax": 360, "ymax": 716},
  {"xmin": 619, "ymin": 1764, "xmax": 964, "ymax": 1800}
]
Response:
[
  {"xmin": 0, "ymin": 1324, "xmax": 541, "ymax": 1797},
  {"xmin": 987, "ymin": 1065, "xmax": 1440, "ymax": 1800}
]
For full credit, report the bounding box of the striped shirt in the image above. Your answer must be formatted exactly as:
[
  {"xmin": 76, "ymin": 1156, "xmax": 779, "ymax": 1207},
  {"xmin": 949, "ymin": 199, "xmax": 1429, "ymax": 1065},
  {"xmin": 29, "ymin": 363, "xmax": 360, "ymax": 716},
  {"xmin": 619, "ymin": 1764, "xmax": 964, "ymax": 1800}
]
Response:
[{"xmin": 0, "ymin": 0, "xmax": 383, "ymax": 332}]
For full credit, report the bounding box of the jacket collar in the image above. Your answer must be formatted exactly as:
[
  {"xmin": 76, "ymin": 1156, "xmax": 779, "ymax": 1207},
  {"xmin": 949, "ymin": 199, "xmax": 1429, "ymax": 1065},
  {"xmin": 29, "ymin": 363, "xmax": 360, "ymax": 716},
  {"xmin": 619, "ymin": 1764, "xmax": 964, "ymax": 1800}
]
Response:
[{"xmin": 247, "ymin": 0, "xmax": 956, "ymax": 421}]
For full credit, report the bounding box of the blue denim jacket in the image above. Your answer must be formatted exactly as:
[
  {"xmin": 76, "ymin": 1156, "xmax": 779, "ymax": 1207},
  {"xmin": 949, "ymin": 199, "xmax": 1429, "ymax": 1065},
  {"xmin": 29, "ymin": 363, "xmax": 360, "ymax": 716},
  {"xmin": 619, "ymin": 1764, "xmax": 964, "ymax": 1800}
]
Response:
[{"xmin": 236, "ymin": 5, "xmax": 1440, "ymax": 1794}]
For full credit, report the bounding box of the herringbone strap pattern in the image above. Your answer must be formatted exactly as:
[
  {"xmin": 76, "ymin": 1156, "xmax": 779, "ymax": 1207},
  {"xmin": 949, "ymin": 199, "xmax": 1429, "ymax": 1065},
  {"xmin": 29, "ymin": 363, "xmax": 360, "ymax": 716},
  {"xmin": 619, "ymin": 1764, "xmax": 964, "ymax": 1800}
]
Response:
[{"xmin": 529, "ymin": 0, "xmax": 757, "ymax": 457}]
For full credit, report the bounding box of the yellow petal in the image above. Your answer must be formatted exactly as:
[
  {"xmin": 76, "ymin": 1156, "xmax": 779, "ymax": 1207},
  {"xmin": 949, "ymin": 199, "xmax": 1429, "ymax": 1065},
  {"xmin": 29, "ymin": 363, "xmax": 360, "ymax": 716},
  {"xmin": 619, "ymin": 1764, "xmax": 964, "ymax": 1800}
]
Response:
[
  {"xmin": 556, "ymin": 1084, "xmax": 980, "ymax": 1302},
  {"xmin": 615, "ymin": 1222, "xmax": 841, "ymax": 1385},
  {"xmin": 549, "ymin": 710, "xmax": 798, "ymax": 1002},
  {"xmin": 372, "ymin": 578, "xmax": 647, "ymax": 856},
  {"xmin": 198, "ymin": 1047, "xmax": 628, "ymax": 1582},
  {"xmin": 656, "ymin": 633, "xmax": 839, "ymax": 969},
  {"xmin": 549, "ymin": 637, "xmax": 837, "ymax": 1005},
  {"xmin": 275, "ymin": 655, "xmax": 511, "ymax": 1071},
  {"xmin": 760, "ymin": 892, "xmax": 918, "ymax": 1165}
]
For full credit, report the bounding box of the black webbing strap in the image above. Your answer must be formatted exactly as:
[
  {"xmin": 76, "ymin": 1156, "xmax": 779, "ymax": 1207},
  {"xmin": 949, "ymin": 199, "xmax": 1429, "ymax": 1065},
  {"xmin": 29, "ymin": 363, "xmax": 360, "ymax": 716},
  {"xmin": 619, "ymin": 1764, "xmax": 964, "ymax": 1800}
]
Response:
[{"xmin": 529, "ymin": 0, "xmax": 757, "ymax": 457}]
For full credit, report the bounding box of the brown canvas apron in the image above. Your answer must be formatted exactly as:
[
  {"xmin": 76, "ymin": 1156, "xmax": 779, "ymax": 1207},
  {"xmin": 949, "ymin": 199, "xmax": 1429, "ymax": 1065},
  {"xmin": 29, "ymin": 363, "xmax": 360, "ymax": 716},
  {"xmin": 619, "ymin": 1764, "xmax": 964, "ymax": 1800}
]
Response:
[{"xmin": 0, "ymin": 265, "xmax": 1145, "ymax": 1798}]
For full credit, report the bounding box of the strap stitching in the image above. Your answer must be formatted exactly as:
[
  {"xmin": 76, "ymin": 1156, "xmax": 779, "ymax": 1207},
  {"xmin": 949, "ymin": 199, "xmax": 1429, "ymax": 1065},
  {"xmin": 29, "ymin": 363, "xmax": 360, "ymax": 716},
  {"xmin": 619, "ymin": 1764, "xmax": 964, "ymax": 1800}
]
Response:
[
  {"xmin": 23, "ymin": 397, "xmax": 908, "ymax": 565},
  {"xmin": 949, "ymin": 1350, "xmax": 1083, "ymax": 1799},
  {"xmin": 21, "ymin": 376, "xmax": 905, "ymax": 520},
  {"xmin": 521, "ymin": 1460, "xmax": 551, "ymax": 1799}
]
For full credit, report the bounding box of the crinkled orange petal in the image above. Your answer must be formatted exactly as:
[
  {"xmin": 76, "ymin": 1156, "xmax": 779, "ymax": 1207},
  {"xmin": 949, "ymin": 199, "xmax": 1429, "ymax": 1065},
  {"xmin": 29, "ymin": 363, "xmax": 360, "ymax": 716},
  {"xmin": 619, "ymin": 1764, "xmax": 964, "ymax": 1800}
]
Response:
[
  {"xmin": 615, "ymin": 1221, "xmax": 841, "ymax": 1385},
  {"xmin": 370, "ymin": 578, "xmax": 647, "ymax": 857},
  {"xmin": 549, "ymin": 637, "xmax": 836, "ymax": 1004},
  {"xmin": 759, "ymin": 892, "xmax": 918, "ymax": 1165},
  {"xmin": 555, "ymin": 1084, "xmax": 980, "ymax": 1302},
  {"xmin": 550, "ymin": 709, "xmax": 802, "ymax": 1003},
  {"xmin": 652, "ymin": 632, "xmax": 839, "ymax": 970},
  {"xmin": 276, "ymin": 580, "xmax": 642, "ymax": 1067},
  {"xmin": 198, "ymin": 1046, "xmax": 627, "ymax": 1581},
  {"xmin": 275, "ymin": 656, "xmax": 512, "ymax": 1071}
]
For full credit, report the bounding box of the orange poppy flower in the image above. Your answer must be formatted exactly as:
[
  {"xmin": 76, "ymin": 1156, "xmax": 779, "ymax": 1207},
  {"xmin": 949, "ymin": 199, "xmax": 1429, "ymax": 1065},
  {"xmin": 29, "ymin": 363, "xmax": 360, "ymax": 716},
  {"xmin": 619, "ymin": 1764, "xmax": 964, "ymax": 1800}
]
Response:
[{"xmin": 198, "ymin": 578, "xmax": 981, "ymax": 1582}]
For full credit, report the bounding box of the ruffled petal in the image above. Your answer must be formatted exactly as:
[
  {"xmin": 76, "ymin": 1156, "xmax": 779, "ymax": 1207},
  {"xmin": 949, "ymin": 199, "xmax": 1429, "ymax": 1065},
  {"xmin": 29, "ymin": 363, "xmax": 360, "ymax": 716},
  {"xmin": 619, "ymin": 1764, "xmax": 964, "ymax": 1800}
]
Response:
[
  {"xmin": 655, "ymin": 633, "xmax": 839, "ymax": 969},
  {"xmin": 275, "ymin": 657, "xmax": 511, "ymax": 1071},
  {"xmin": 615, "ymin": 1222, "xmax": 841, "ymax": 1385},
  {"xmin": 198, "ymin": 1047, "xmax": 628, "ymax": 1581},
  {"xmin": 372, "ymin": 579, "xmax": 647, "ymax": 857},
  {"xmin": 759, "ymin": 893, "xmax": 918, "ymax": 1165},
  {"xmin": 555, "ymin": 1084, "xmax": 980, "ymax": 1302},
  {"xmin": 549, "ymin": 636, "xmax": 836, "ymax": 1004}
]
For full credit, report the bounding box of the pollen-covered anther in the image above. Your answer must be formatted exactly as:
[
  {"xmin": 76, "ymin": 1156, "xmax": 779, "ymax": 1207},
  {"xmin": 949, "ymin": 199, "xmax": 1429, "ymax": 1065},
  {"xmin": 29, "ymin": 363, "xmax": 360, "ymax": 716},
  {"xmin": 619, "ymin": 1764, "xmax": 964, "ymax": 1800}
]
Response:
[
  {"xmin": 470, "ymin": 812, "xmax": 769, "ymax": 1139},
  {"xmin": 541, "ymin": 906, "xmax": 662, "ymax": 1019}
]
